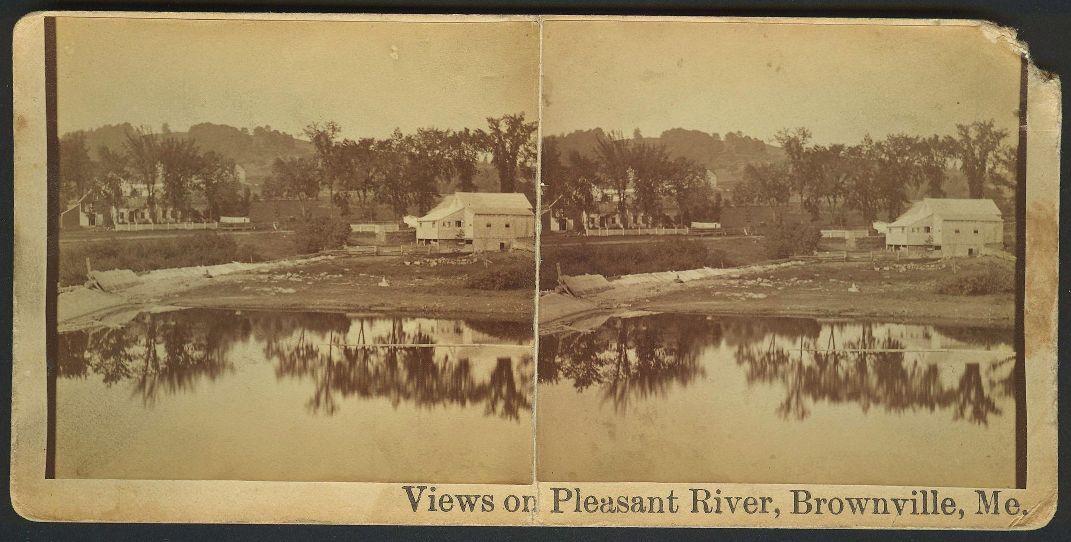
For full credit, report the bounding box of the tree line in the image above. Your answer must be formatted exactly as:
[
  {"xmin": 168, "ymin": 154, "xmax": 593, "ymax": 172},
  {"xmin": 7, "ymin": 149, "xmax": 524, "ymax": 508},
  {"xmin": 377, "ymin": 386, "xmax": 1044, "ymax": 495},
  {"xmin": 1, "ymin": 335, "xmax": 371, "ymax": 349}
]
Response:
[
  {"xmin": 541, "ymin": 131, "xmax": 722, "ymax": 230},
  {"xmin": 265, "ymin": 113, "xmax": 537, "ymax": 219},
  {"xmin": 59, "ymin": 128, "xmax": 249, "ymax": 225},
  {"xmin": 735, "ymin": 120, "xmax": 1017, "ymax": 225}
]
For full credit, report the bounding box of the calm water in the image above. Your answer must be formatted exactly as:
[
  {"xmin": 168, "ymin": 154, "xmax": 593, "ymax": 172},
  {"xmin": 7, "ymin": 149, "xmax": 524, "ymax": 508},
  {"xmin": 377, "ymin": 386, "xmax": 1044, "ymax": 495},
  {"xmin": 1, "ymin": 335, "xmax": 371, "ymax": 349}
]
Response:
[
  {"xmin": 538, "ymin": 313, "xmax": 1021, "ymax": 487},
  {"xmin": 53, "ymin": 309, "xmax": 534, "ymax": 483}
]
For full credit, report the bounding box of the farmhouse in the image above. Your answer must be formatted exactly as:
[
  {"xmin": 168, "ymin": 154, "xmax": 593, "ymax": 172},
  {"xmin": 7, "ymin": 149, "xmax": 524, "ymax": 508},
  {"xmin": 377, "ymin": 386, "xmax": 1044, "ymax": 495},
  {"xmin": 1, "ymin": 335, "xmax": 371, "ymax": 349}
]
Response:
[
  {"xmin": 883, "ymin": 198, "xmax": 1003, "ymax": 257},
  {"xmin": 416, "ymin": 192, "xmax": 534, "ymax": 251}
]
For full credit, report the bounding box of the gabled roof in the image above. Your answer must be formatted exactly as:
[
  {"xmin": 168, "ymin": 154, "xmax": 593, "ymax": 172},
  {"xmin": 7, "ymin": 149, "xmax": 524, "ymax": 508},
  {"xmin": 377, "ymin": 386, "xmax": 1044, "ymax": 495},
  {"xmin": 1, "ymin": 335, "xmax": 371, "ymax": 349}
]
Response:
[
  {"xmin": 418, "ymin": 192, "xmax": 533, "ymax": 221},
  {"xmin": 453, "ymin": 192, "xmax": 532, "ymax": 211},
  {"xmin": 889, "ymin": 198, "xmax": 1002, "ymax": 227}
]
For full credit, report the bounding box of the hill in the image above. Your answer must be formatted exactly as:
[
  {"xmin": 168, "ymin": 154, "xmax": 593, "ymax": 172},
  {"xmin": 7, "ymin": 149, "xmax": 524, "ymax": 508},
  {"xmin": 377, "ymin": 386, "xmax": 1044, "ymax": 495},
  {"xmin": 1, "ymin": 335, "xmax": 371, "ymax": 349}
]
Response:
[
  {"xmin": 67, "ymin": 122, "xmax": 315, "ymax": 188},
  {"xmin": 547, "ymin": 127, "xmax": 786, "ymax": 190}
]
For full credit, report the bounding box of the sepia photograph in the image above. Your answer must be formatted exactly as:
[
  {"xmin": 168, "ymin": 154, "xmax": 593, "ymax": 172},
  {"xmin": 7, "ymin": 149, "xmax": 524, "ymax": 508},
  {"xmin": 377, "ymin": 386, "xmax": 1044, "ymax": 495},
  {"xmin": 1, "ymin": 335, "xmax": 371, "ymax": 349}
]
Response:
[
  {"xmin": 538, "ymin": 19, "xmax": 1026, "ymax": 488},
  {"xmin": 48, "ymin": 15, "xmax": 538, "ymax": 483},
  {"xmin": 8, "ymin": 12, "xmax": 1060, "ymax": 527}
]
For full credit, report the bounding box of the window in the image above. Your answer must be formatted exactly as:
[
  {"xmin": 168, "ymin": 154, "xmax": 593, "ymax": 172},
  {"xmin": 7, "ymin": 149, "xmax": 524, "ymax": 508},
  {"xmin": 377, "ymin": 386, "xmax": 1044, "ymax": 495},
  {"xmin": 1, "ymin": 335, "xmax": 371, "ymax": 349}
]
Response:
[
  {"xmin": 924, "ymin": 226, "xmax": 931, "ymax": 233},
  {"xmin": 455, "ymin": 220, "xmax": 462, "ymax": 227},
  {"xmin": 954, "ymin": 229, "xmax": 960, "ymax": 234},
  {"xmin": 505, "ymin": 223, "xmax": 510, "ymax": 228},
  {"xmin": 973, "ymin": 229, "xmax": 979, "ymax": 234},
  {"xmin": 486, "ymin": 223, "xmax": 491, "ymax": 228}
]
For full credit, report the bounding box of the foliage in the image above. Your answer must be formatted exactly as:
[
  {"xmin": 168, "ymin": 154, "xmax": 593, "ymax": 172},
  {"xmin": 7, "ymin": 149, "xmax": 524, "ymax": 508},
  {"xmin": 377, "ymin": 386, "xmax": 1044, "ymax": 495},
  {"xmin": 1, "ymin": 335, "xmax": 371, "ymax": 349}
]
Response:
[
  {"xmin": 763, "ymin": 222, "xmax": 822, "ymax": 259},
  {"xmin": 540, "ymin": 239, "xmax": 732, "ymax": 290},
  {"xmin": 60, "ymin": 233, "xmax": 264, "ymax": 286},
  {"xmin": 292, "ymin": 215, "xmax": 351, "ymax": 254},
  {"xmin": 935, "ymin": 263, "xmax": 1014, "ymax": 296},
  {"xmin": 465, "ymin": 260, "xmax": 536, "ymax": 290},
  {"xmin": 482, "ymin": 113, "xmax": 538, "ymax": 193}
]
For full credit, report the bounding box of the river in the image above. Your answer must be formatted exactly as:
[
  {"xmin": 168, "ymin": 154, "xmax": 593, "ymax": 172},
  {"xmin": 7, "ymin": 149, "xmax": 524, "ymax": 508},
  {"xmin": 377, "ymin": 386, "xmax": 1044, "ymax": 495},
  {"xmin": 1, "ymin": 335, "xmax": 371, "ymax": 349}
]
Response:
[
  {"xmin": 52, "ymin": 308, "xmax": 534, "ymax": 483},
  {"xmin": 538, "ymin": 313, "xmax": 1021, "ymax": 488}
]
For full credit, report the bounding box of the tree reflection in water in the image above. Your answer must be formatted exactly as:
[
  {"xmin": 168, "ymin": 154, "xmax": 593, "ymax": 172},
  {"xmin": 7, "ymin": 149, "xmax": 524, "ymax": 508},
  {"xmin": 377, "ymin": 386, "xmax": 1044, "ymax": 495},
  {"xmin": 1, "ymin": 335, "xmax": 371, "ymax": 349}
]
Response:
[
  {"xmin": 735, "ymin": 323, "xmax": 1011, "ymax": 424},
  {"xmin": 540, "ymin": 314, "xmax": 1016, "ymax": 423},
  {"xmin": 56, "ymin": 309, "xmax": 532, "ymax": 421},
  {"xmin": 266, "ymin": 316, "xmax": 532, "ymax": 420},
  {"xmin": 56, "ymin": 310, "xmax": 238, "ymax": 406},
  {"xmin": 538, "ymin": 314, "xmax": 710, "ymax": 412}
]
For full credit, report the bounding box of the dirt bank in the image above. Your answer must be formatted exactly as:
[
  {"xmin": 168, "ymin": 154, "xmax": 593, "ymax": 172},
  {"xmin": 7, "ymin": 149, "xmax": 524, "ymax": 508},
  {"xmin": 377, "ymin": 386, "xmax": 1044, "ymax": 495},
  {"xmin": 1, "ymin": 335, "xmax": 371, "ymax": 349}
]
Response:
[
  {"xmin": 172, "ymin": 253, "xmax": 533, "ymax": 322},
  {"xmin": 59, "ymin": 251, "xmax": 535, "ymax": 330},
  {"xmin": 541, "ymin": 258, "xmax": 1015, "ymax": 329}
]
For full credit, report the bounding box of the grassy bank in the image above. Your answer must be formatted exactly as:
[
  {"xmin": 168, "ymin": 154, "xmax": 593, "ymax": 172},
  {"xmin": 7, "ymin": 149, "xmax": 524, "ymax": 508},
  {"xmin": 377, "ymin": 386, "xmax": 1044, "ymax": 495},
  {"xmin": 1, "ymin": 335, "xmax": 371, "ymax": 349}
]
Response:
[
  {"xmin": 60, "ymin": 231, "xmax": 299, "ymax": 286},
  {"xmin": 539, "ymin": 237, "xmax": 765, "ymax": 290}
]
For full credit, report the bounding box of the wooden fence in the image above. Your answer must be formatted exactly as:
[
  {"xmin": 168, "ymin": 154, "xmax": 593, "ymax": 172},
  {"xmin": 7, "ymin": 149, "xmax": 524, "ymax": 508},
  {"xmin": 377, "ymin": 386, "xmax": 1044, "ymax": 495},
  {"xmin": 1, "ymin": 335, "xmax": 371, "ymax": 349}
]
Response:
[
  {"xmin": 585, "ymin": 227, "xmax": 689, "ymax": 237},
  {"xmin": 803, "ymin": 250, "xmax": 944, "ymax": 263},
  {"xmin": 113, "ymin": 222, "xmax": 218, "ymax": 232},
  {"xmin": 345, "ymin": 244, "xmax": 478, "ymax": 256}
]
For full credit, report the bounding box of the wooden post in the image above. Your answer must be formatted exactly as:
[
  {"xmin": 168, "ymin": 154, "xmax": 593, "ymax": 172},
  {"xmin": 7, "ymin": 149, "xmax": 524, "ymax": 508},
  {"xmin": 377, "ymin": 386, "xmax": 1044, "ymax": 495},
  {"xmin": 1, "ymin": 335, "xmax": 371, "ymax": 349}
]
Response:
[{"xmin": 85, "ymin": 257, "xmax": 92, "ymax": 276}]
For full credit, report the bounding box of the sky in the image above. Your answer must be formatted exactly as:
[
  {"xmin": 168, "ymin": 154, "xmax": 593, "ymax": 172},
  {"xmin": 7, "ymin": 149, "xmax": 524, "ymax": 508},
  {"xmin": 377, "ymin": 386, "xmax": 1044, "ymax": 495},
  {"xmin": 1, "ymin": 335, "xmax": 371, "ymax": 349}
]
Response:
[
  {"xmin": 542, "ymin": 19, "xmax": 1022, "ymax": 145},
  {"xmin": 57, "ymin": 16, "xmax": 539, "ymax": 139}
]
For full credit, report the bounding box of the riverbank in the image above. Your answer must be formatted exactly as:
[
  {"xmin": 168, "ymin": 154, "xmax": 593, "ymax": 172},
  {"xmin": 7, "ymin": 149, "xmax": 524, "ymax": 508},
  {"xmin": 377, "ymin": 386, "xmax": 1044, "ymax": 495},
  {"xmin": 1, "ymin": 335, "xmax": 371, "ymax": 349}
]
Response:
[
  {"xmin": 59, "ymin": 251, "xmax": 535, "ymax": 331},
  {"xmin": 540, "ymin": 257, "xmax": 1015, "ymax": 331}
]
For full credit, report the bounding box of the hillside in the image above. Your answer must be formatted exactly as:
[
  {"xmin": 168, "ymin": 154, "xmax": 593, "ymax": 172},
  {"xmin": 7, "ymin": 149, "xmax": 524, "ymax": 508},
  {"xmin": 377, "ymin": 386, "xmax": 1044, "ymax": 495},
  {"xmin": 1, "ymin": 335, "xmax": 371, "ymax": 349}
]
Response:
[
  {"xmin": 547, "ymin": 127, "xmax": 786, "ymax": 190},
  {"xmin": 67, "ymin": 122, "xmax": 315, "ymax": 188}
]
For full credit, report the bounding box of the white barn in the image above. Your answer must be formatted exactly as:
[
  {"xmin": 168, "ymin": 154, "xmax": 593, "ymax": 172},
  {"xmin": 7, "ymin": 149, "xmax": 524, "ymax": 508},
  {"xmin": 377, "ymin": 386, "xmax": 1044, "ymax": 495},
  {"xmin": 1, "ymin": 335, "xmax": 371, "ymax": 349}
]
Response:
[
  {"xmin": 416, "ymin": 192, "xmax": 535, "ymax": 251},
  {"xmin": 884, "ymin": 198, "xmax": 1004, "ymax": 257}
]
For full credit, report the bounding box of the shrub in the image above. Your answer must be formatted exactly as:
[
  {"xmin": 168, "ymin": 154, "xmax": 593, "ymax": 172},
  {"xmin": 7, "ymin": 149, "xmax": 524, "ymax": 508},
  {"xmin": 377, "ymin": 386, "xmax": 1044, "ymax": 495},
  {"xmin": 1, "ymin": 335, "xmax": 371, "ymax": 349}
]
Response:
[
  {"xmin": 293, "ymin": 216, "xmax": 351, "ymax": 254},
  {"xmin": 764, "ymin": 222, "xmax": 821, "ymax": 259},
  {"xmin": 466, "ymin": 261, "xmax": 536, "ymax": 290},
  {"xmin": 539, "ymin": 238, "xmax": 731, "ymax": 290},
  {"xmin": 935, "ymin": 264, "xmax": 1015, "ymax": 295}
]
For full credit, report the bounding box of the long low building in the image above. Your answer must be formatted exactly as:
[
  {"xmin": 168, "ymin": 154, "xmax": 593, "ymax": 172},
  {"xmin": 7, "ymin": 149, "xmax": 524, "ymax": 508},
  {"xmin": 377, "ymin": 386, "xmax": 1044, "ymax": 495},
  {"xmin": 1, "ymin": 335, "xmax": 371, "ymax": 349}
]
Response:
[
  {"xmin": 883, "ymin": 198, "xmax": 1004, "ymax": 257},
  {"xmin": 416, "ymin": 192, "xmax": 534, "ymax": 251}
]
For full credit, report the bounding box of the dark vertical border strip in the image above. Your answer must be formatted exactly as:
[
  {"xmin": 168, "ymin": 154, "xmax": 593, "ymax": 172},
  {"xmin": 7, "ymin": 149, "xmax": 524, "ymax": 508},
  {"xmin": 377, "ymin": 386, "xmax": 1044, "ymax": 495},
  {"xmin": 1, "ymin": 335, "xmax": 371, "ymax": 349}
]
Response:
[
  {"xmin": 44, "ymin": 16, "xmax": 57, "ymax": 480},
  {"xmin": 1013, "ymin": 52, "xmax": 1027, "ymax": 490}
]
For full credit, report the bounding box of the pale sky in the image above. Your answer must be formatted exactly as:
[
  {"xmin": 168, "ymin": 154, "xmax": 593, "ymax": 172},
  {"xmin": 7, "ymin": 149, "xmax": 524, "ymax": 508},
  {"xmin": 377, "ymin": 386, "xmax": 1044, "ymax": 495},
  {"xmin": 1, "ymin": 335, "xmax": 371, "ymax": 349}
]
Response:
[
  {"xmin": 57, "ymin": 16, "xmax": 539, "ymax": 139},
  {"xmin": 542, "ymin": 19, "xmax": 1022, "ymax": 144}
]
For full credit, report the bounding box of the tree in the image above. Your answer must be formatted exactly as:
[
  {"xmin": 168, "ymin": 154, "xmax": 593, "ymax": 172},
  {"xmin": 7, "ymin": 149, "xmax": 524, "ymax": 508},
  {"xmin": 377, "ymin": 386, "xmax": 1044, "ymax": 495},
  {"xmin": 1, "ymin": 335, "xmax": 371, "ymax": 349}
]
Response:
[
  {"xmin": 199, "ymin": 150, "xmax": 246, "ymax": 220},
  {"xmin": 774, "ymin": 127, "xmax": 813, "ymax": 203},
  {"xmin": 916, "ymin": 135, "xmax": 953, "ymax": 198},
  {"xmin": 664, "ymin": 157, "xmax": 710, "ymax": 225},
  {"xmin": 158, "ymin": 137, "xmax": 203, "ymax": 217},
  {"xmin": 266, "ymin": 156, "xmax": 320, "ymax": 217},
  {"xmin": 482, "ymin": 113, "xmax": 537, "ymax": 193},
  {"xmin": 627, "ymin": 141, "xmax": 673, "ymax": 222},
  {"xmin": 93, "ymin": 146, "xmax": 128, "ymax": 226},
  {"xmin": 541, "ymin": 137, "xmax": 597, "ymax": 231},
  {"xmin": 447, "ymin": 128, "xmax": 482, "ymax": 192},
  {"xmin": 842, "ymin": 140, "xmax": 883, "ymax": 225},
  {"xmin": 948, "ymin": 120, "xmax": 1010, "ymax": 199},
  {"xmin": 737, "ymin": 162, "xmax": 792, "ymax": 223},
  {"xmin": 58, "ymin": 132, "xmax": 96, "ymax": 206},
  {"xmin": 371, "ymin": 131, "xmax": 412, "ymax": 218},
  {"xmin": 123, "ymin": 126, "xmax": 161, "ymax": 217},
  {"xmin": 594, "ymin": 131, "xmax": 633, "ymax": 226},
  {"xmin": 303, "ymin": 121, "xmax": 343, "ymax": 197},
  {"xmin": 808, "ymin": 144, "xmax": 851, "ymax": 224},
  {"xmin": 404, "ymin": 128, "xmax": 453, "ymax": 214}
]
